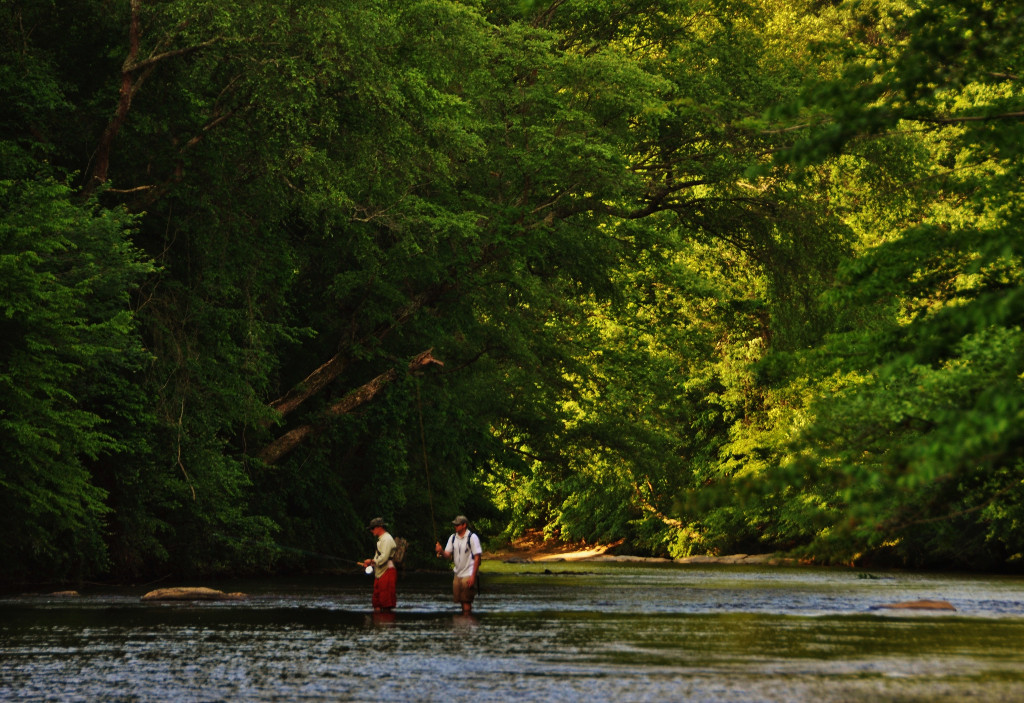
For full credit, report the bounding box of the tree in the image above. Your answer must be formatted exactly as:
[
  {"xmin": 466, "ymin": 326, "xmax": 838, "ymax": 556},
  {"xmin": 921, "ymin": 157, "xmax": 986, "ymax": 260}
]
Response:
[
  {"xmin": 724, "ymin": 0, "xmax": 1024, "ymax": 567},
  {"xmin": 0, "ymin": 177, "xmax": 151, "ymax": 581},
  {"xmin": 482, "ymin": 0, "xmax": 862, "ymax": 554}
]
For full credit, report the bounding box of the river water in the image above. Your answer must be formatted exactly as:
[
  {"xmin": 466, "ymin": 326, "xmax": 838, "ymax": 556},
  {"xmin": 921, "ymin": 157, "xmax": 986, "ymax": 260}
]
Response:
[{"xmin": 3, "ymin": 562, "xmax": 1024, "ymax": 701}]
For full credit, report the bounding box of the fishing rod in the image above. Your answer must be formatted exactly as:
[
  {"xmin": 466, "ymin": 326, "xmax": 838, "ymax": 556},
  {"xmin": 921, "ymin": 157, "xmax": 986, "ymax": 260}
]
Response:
[
  {"xmin": 212, "ymin": 532, "xmax": 371, "ymax": 572},
  {"xmin": 415, "ymin": 378, "xmax": 439, "ymax": 546},
  {"xmin": 217, "ymin": 380, "xmax": 439, "ymax": 573}
]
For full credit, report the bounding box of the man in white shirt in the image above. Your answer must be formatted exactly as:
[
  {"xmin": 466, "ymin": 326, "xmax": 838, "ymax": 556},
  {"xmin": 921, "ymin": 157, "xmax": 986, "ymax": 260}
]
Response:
[{"xmin": 435, "ymin": 515, "xmax": 482, "ymax": 613}]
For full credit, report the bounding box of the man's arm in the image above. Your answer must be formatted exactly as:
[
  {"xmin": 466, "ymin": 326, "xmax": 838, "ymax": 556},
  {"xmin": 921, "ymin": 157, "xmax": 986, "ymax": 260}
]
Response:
[
  {"xmin": 468, "ymin": 553, "xmax": 481, "ymax": 585},
  {"xmin": 467, "ymin": 533, "xmax": 482, "ymax": 584}
]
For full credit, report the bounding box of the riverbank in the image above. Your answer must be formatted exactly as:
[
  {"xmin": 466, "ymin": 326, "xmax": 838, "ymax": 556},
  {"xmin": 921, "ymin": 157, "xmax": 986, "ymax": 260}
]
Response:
[{"xmin": 484, "ymin": 530, "xmax": 800, "ymax": 566}]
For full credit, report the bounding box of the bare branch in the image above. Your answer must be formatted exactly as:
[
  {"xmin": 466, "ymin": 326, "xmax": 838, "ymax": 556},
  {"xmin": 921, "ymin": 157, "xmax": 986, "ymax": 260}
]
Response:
[
  {"xmin": 127, "ymin": 37, "xmax": 223, "ymax": 73},
  {"xmin": 911, "ymin": 110, "xmax": 1024, "ymax": 124},
  {"xmin": 759, "ymin": 122, "xmax": 810, "ymax": 134},
  {"xmin": 85, "ymin": 2, "xmax": 225, "ymax": 195},
  {"xmin": 257, "ymin": 350, "xmax": 444, "ymax": 465}
]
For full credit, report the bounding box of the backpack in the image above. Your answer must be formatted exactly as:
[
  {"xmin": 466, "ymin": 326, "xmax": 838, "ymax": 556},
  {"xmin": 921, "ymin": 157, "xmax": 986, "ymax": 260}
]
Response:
[{"xmin": 392, "ymin": 537, "xmax": 408, "ymax": 567}]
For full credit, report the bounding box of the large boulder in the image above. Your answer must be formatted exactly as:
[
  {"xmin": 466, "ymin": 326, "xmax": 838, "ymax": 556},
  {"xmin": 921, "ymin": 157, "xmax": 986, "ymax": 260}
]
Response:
[{"xmin": 141, "ymin": 586, "xmax": 246, "ymax": 601}]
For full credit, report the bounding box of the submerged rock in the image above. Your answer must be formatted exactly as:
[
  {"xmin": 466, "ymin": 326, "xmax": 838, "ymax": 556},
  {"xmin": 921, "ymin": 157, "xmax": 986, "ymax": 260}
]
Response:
[
  {"xmin": 141, "ymin": 587, "xmax": 246, "ymax": 601},
  {"xmin": 875, "ymin": 599, "xmax": 956, "ymax": 611}
]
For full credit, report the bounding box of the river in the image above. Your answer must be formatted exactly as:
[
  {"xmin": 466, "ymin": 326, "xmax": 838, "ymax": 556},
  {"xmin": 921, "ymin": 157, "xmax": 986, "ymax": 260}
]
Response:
[{"xmin": 3, "ymin": 561, "xmax": 1024, "ymax": 701}]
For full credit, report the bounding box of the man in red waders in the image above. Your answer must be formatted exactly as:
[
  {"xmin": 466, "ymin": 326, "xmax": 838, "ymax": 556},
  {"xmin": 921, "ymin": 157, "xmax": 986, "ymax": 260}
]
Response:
[{"xmin": 363, "ymin": 517, "xmax": 397, "ymax": 612}]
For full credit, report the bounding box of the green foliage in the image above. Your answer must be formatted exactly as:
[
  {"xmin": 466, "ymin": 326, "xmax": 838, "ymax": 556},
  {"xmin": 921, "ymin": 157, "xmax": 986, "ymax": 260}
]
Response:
[
  {"xmin": 0, "ymin": 175, "xmax": 151, "ymax": 582},
  {"xmin": 4, "ymin": 0, "xmax": 1022, "ymax": 582},
  {"xmin": 702, "ymin": 0, "xmax": 1024, "ymax": 567}
]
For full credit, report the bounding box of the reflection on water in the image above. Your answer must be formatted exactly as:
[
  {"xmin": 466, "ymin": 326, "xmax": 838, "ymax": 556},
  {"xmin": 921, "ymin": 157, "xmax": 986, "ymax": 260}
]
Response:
[{"xmin": 3, "ymin": 565, "xmax": 1024, "ymax": 701}]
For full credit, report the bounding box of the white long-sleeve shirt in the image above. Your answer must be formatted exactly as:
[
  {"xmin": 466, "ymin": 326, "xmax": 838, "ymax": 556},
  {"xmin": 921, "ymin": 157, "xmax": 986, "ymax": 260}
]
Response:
[{"xmin": 372, "ymin": 531, "xmax": 397, "ymax": 578}]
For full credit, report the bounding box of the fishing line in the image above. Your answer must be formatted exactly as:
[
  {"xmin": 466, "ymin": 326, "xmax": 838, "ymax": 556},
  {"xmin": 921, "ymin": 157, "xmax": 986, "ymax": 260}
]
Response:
[
  {"xmin": 415, "ymin": 377, "xmax": 438, "ymax": 545},
  {"xmin": 212, "ymin": 532, "xmax": 364, "ymax": 568}
]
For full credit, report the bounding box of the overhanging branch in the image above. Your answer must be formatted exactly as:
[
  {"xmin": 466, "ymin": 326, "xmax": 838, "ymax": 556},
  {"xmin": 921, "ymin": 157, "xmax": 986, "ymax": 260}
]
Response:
[{"xmin": 256, "ymin": 349, "xmax": 444, "ymax": 465}]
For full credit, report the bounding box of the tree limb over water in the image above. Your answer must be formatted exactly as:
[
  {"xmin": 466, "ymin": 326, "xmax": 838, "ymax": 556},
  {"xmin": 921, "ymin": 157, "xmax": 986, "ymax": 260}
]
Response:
[{"xmin": 257, "ymin": 349, "xmax": 443, "ymax": 465}]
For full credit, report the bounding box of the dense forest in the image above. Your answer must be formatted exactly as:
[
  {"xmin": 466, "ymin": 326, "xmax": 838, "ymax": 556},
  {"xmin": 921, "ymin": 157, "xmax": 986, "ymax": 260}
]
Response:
[{"xmin": 2, "ymin": 0, "xmax": 1022, "ymax": 584}]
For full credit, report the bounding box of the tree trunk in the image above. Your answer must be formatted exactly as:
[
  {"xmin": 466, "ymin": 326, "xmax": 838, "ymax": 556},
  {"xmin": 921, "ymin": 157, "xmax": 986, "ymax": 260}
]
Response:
[{"xmin": 257, "ymin": 349, "xmax": 443, "ymax": 465}]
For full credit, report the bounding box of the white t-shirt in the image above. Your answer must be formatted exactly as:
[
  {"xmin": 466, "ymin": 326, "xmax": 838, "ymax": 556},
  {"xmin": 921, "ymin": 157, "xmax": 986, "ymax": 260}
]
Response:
[{"xmin": 445, "ymin": 531, "xmax": 482, "ymax": 578}]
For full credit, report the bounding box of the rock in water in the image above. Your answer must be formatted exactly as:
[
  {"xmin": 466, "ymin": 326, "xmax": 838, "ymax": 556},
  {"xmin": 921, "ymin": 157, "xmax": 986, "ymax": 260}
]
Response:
[{"xmin": 141, "ymin": 586, "xmax": 245, "ymax": 601}]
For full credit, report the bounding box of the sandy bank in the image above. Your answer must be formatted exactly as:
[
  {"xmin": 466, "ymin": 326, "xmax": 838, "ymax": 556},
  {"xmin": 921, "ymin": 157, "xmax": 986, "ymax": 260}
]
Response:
[{"xmin": 484, "ymin": 531, "xmax": 798, "ymax": 566}]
